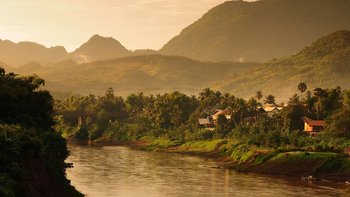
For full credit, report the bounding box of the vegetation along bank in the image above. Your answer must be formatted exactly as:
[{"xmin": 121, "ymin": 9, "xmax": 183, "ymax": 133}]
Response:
[{"xmin": 55, "ymin": 83, "xmax": 350, "ymax": 183}]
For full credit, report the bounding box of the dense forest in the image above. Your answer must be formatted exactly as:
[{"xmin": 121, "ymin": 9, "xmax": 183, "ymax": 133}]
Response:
[
  {"xmin": 55, "ymin": 83, "xmax": 350, "ymax": 152},
  {"xmin": 0, "ymin": 68, "xmax": 82, "ymax": 197}
]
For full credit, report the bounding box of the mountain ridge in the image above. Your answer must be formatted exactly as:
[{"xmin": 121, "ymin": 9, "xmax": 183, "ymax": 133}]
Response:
[
  {"xmin": 0, "ymin": 39, "xmax": 68, "ymax": 66},
  {"xmin": 214, "ymin": 30, "xmax": 350, "ymax": 100},
  {"xmin": 10, "ymin": 54, "xmax": 258, "ymax": 96},
  {"xmin": 160, "ymin": 0, "xmax": 350, "ymax": 62}
]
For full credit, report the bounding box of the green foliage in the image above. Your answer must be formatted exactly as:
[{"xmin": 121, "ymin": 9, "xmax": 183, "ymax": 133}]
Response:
[
  {"xmin": 319, "ymin": 158, "xmax": 350, "ymax": 173},
  {"xmin": 181, "ymin": 139, "xmax": 226, "ymax": 152},
  {"xmin": 0, "ymin": 68, "xmax": 82, "ymax": 196},
  {"xmin": 150, "ymin": 137, "xmax": 181, "ymax": 149},
  {"xmin": 270, "ymin": 152, "xmax": 337, "ymax": 163},
  {"xmin": 215, "ymin": 30, "xmax": 350, "ymax": 99},
  {"xmin": 54, "ymin": 79, "xmax": 350, "ymax": 167},
  {"xmin": 326, "ymin": 109, "xmax": 350, "ymax": 138},
  {"xmin": 0, "ymin": 68, "xmax": 54, "ymax": 129}
]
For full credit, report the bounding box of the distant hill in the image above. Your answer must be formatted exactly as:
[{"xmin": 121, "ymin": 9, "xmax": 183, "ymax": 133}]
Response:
[
  {"xmin": 0, "ymin": 39, "xmax": 67, "ymax": 66},
  {"xmin": 131, "ymin": 49, "xmax": 158, "ymax": 56},
  {"xmin": 214, "ymin": 30, "xmax": 350, "ymax": 100},
  {"xmin": 70, "ymin": 34, "xmax": 131, "ymax": 63},
  {"xmin": 0, "ymin": 35, "xmax": 133, "ymax": 66},
  {"xmin": 11, "ymin": 55, "xmax": 258, "ymax": 97},
  {"xmin": 160, "ymin": 0, "xmax": 350, "ymax": 62}
]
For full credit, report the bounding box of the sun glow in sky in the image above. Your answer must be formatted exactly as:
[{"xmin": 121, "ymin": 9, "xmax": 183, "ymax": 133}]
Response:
[{"xmin": 0, "ymin": 0, "xmax": 256, "ymax": 51}]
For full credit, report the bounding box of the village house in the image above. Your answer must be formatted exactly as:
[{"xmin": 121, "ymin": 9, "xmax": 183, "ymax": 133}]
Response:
[
  {"xmin": 257, "ymin": 104, "xmax": 284, "ymax": 117},
  {"xmin": 302, "ymin": 117, "xmax": 326, "ymax": 135},
  {"xmin": 211, "ymin": 108, "xmax": 232, "ymax": 122},
  {"xmin": 198, "ymin": 108, "xmax": 232, "ymax": 130},
  {"xmin": 198, "ymin": 117, "xmax": 215, "ymax": 130}
]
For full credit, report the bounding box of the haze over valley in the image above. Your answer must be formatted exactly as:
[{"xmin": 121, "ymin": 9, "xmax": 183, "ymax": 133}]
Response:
[
  {"xmin": 2, "ymin": 0, "xmax": 350, "ymax": 100},
  {"xmin": 2, "ymin": 1, "xmax": 350, "ymax": 197}
]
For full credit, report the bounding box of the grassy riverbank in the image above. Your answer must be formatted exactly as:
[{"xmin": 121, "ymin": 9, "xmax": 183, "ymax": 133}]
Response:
[
  {"xmin": 57, "ymin": 85, "xmax": 350, "ymax": 185},
  {"xmin": 87, "ymin": 137, "xmax": 350, "ymax": 183}
]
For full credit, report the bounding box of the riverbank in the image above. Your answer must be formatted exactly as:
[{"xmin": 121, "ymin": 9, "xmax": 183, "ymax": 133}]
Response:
[{"xmin": 68, "ymin": 137, "xmax": 350, "ymax": 184}]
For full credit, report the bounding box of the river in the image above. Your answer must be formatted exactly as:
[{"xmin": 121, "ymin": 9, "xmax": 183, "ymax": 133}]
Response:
[{"xmin": 66, "ymin": 145, "xmax": 349, "ymax": 197}]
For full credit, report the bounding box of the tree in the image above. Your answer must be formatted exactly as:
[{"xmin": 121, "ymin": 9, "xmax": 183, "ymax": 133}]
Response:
[
  {"xmin": 327, "ymin": 109, "xmax": 350, "ymax": 138},
  {"xmin": 264, "ymin": 95, "xmax": 276, "ymax": 105},
  {"xmin": 343, "ymin": 90, "xmax": 350, "ymax": 109},
  {"xmin": 289, "ymin": 94, "xmax": 300, "ymax": 105},
  {"xmin": 297, "ymin": 82, "xmax": 307, "ymax": 100},
  {"xmin": 0, "ymin": 69, "xmax": 54, "ymax": 129},
  {"xmin": 313, "ymin": 88, "xmax": 326, "ymax": 120},
  {"xmin": 282, "ymin": 96, "xmax": 305, "ymax": 132},
  {"xmin": 105, "ymin": 87, "xmax": 115, "ymax": 100},
  {"xmin": 255, "ymin": 90, "xmax": 263, "ymax": 101}
]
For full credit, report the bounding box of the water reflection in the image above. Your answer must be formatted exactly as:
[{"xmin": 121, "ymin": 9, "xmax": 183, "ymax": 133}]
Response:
[{"xmin": 66, "ymin": 145, "xmax": 350, "ymax": 197}]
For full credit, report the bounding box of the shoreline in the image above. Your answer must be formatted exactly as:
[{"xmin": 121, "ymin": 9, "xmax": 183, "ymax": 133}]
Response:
[{"xmin": 67, "ymin": 138, "xmax": 350, "ymax": 184}]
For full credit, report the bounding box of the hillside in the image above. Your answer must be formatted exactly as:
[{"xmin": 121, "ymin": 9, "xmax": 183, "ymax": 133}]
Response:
[
  {"xmin": 214, "ymin": 30, "xmax": 350, "ymax": 100},
  {"xmin": 160, "ymin": 0, "xmax": 350, "ymax": 62},
  {"xmin": 11, "ymin": 55, "xmax": 258, "ymax": 97},
  {"xmin": 0, "ymin": 39, "xmax": 67, "ymax": 66}
]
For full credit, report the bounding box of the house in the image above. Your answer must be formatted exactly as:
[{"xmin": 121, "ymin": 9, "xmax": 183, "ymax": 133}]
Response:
[
  {"xmin": 211, "ymin": 108, "xmax": 232, "ymax": 121},
  {"xmin": 258, "ymin": 104, "xmax": 283, "ymax": 117},
  {"xmin": 302, "ymin": 117, "xmax": 326, "ymax": 134},
  {"xmin": 198, "ymin": 108, "xmax": 232, "ymax": 130},
  {"xmin": 198, "ymin": 117, "xmax": 215, "ymax": 130}
]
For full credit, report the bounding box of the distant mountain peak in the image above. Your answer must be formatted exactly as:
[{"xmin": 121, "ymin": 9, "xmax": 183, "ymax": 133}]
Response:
[
  {"xmin": 71, "ymin": 34, "xmax": 131, "ymax": 63},
  {"xmin": 87, "ymin": 34, "xmax": 118, "ymax": 43}
]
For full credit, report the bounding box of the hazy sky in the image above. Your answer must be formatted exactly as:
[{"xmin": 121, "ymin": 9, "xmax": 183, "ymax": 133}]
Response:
[{"xmin": 0, "ymin": 0, "xmax": 256, "ymax": 51}]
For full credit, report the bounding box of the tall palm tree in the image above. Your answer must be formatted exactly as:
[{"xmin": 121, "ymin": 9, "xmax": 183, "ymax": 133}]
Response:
[
  {"xmin": 298, "ymin": 82, "xmax": 307, "ymax": 101},
  {"xmin": 264, "ymin": 94, "xmax": 276, "ymax": 105},
  {"xmin": 255, "ymin": 90, "xmax": 263, "ymax": 101},
  {"xmin": 313, "ymin": 88, "xmax": 326, "ymax": 120}
]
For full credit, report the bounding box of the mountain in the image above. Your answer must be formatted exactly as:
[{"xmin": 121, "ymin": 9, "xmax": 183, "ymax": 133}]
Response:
[
  {"xmin": 70, "ymin": 34, "xmax": 131, "ymax": 63},
  {"xmin": 0, "ymin": 39, "xmax": 68, "ymax": 66},
  {"xmin": 0, "ymin": 35, "xmax": 133, "ymax": 66},
  {"xmin": 131, "ymin": 49, "xmax": 158, "ymax": 56},
  {"xmin": 11, "ymin": 54, "xmax": 258, "ymax": 97},
  {"xmin": 160, "ymin": 0, "xmax": 350, "ymax": 63},
  {"xmin": 214, "ymin": 30, "xmax": 350, "ymax": 100}
]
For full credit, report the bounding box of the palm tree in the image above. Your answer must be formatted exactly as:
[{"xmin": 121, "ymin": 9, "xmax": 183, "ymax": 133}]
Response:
[
  {"xmin": 313, "ymin": 88, "xmax": 326, "ymax": 120},
  {"xmin": 297, "ymin": 82, "xmax": 307, "ymax": 101},
  {"xmin": 264, "ymin": 94, "xmax": 276, "ymax": 105},
  {"xmin": 255, "ymin": 90, "xmax": 263, "ymax": 101}
]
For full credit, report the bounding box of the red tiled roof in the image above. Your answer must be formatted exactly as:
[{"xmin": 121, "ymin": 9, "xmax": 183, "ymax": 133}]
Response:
[{"xmin": 302, "ymin": 117, "xmax": 325, "ymax": 127}]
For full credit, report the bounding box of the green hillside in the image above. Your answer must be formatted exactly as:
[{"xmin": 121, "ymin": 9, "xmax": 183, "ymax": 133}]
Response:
[
  {"xmin": 214, "ymin": 30, "xmax": 350, "ymax": 100},
  {"xmin": 11, "ymin": 55, "xmax": 258, "ymax": 97},
  {"xmin": 160, "ymin": 0, "xmax": 350, "ymax": 62}
]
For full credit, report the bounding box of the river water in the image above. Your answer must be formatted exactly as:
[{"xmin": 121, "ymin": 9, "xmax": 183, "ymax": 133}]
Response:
[{"xmin": 66, "ymin": 145, "xmax": 349, "ymax": 197}]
